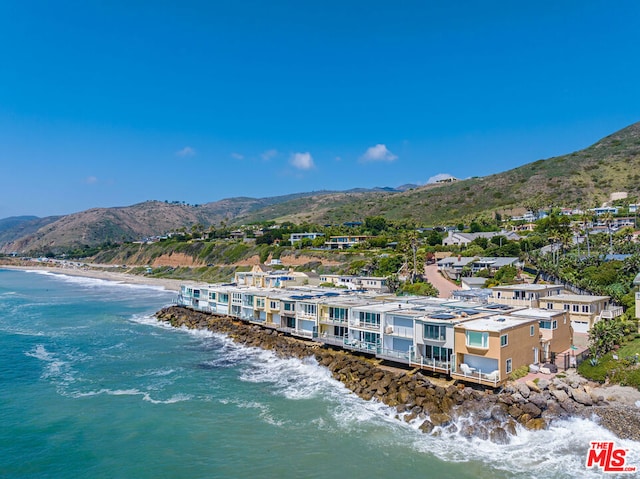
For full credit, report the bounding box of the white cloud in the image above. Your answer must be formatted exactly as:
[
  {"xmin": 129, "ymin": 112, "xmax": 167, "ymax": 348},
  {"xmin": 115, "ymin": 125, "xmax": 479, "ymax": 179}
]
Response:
[
  {"xmin": 261, "ymin": 149, "xmax": 278, "ymax": 161},
  {"xmin": 176, "ymin": 146, "xmax": 196, "ymax": 157},
  {"xmin": 290, "ymin": 152, "xmax": 315, "ymax": 170},
  {"xmin": 360, "ymin": 144, "xmax": 398, "ymax": 163},
  {"xmin": 427, "ymin": 173, "xmax": 456, "ymax": 183},
  {"xmin": 231, "ymin": 152, "xmax": 244, "ymax": 160},
  {"xmin": 84, "ymin": 176, "xmax": 98, "ymax": 184}
]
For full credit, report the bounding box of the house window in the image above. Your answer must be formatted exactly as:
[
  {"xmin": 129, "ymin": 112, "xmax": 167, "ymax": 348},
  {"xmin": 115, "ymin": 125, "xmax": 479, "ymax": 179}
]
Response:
[
  {"xmin": 506, "ymin": 358, "xmax": 512, "ymax": 374},
  {"xmin": 552, "ymin": 320, "xmax": 557, "ymax": 329},
  {"xmin": 582, "ymin": 305, "xmax": 590, "ymax": 313},
  {"xmin": 563, "ymin": 304, "xmax": 570, "ymax": 311},
  {"xmin": 359, "ymin": 312, "xmax": 380, "ymax": 326},
  {"xmin": 572, "ymin": 304, "xmax": 580, "ymax": 312},
  {"xmin": 329, "ymin": 307, "xmax": 347, "ymax": 321},
  {"xmin": 270, "ymin": 301, "xmax": 278, "ymax": 309},
  {"xmin": 256, "ymin": 298, "xmax": 265, "ymax": 308},
  {"xmin": 500, "ymin": 334, "xmax": 508, "ymax": 347},
  {"xmin": 425, "ymin": 345, "xmax": 452, "ymax": 362},
  {"xmin": 424, "ymin": 324, "xmax": 446, "ymax": 341},
  {"xmin": 209, "ymin": 292, "xmax": 217, "ymax": 300},
  {"xmin": 302, "ymin": 303, "xmax": 317, "ymax": 315},
  {"xmin": 466, "ymin": 331, "xmax": 489, "ymax": 348},
  {"xmin": 546, "ymin": 303, "xmax": 553, "ymax": 310},
  {"xmin": 530, "ymin": 325, "xmax": 535, "ymax": 336},
  {"xmin": 193, "ymin": 289, "xmax": 200, "ymax": 298},
  {"xmin": 219, "ymin": 293, "xmax": 229, "ymax": 304}
]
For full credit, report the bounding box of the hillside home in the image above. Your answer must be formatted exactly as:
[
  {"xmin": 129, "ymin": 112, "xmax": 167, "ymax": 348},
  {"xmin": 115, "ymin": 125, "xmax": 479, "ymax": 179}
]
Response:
[
  {"xmin": 289, "ymin": 232, "xmax": 324, "ymax": 244},
  {"xmin": 543, "ymin": 293, "xmax": 621, "ymax": 334},
  {"xmin": 490, "ymin": 284, "xmax": 563, "ymax": 308},
  {"xmin": 325, "ymin": 235, "xmax": 370, "ymax": 249},
  {"xmin": 453, "ymin": 315, "xmax": 541, "ymax": 386},
  {"xmin": 442, "ymin": 230, "xmax": 520, "ymax": 247}
]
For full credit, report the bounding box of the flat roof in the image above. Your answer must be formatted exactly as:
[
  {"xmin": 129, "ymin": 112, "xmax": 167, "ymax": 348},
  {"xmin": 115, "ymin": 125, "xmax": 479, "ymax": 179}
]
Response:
[
  {"xmin": 546, "ymin": 293, "xmax": 610, "ymax": 302},
  {"xmin": 510, "ymin": 308, "xmax": 566, "ymax": 319},
  {"xmin": 455, "ymin": 314, "xmax": 537, "ymax": 332},
  {"xmin": 491, "ymin": 284, "xmax": 562, "ymax": 291}
]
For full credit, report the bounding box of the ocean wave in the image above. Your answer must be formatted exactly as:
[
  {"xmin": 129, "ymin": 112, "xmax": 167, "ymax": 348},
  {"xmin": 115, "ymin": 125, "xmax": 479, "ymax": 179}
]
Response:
[
  {"xmin": 70, "ymin": 387, "xmax": 193, "ymax": 404},
  {"xmin": 206, "ymin": 335, "xmax": 640, "ymax": 478},
  {"xmin": 24, "ymin": 269, "xmax": 171, "ymax": 293}
]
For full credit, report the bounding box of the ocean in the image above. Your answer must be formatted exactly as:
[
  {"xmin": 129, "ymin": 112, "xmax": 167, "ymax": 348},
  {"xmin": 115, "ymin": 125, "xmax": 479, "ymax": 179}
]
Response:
[{"xmin": 1, "ymin": 268, "xmax": 637, "ymax": 479}]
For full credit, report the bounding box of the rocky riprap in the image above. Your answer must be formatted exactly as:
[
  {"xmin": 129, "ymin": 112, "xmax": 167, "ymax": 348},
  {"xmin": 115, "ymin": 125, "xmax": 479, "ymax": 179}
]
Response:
[{"xmin": 156, "ymin": 306, "xmax": 640, "ymax": 442}]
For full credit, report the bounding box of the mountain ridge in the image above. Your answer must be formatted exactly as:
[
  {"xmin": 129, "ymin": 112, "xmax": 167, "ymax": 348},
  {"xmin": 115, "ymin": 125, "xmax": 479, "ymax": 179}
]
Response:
[{"xmin": 2, "ymin": 121, "xmax": 639, "ymax": 253}]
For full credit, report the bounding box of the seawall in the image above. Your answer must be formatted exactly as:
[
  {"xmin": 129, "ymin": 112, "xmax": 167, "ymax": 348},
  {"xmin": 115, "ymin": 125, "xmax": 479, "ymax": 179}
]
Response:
[{"xmin": 156, "ymin": 305, "xmax": 640, "ymax": 442}]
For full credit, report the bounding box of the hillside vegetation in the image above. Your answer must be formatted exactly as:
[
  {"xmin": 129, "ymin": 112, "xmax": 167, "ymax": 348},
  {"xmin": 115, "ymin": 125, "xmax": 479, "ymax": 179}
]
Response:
[{"xmin": 1, "ymin": 121, "xmax": 639, "ymax": 254}]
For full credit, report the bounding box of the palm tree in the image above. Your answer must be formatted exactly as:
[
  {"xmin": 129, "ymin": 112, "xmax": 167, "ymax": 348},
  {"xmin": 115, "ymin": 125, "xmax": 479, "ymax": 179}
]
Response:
[
  {"xmin": 580, "ymin": 210, "xmax": 593, "ymax": 257},
  {"xmin": 600, "ymin": 211, "xmax": 615, "ymax": 254}
]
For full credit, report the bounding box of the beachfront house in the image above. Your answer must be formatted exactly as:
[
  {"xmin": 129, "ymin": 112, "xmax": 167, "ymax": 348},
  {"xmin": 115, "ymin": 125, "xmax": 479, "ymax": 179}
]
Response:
[
  {"xmin": 452, "ymin": 315, "xmax": 541, "ymax": 386},
  {"xmin": 510, "ymin": 308, "xmax": 572, "ymax": 363}
]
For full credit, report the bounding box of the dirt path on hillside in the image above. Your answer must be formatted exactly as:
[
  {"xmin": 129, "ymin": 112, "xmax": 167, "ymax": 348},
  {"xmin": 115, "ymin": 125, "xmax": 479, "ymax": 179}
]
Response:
[{"xmin": 424, "ymin": 263, "xmax": 461, "ymax": 299}]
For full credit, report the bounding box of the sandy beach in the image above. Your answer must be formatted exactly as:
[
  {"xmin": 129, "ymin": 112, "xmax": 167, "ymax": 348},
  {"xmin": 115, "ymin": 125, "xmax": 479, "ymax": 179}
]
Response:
[{"xmin": 0, "ymin": 263, "xmax": 188, "ymax": 292}]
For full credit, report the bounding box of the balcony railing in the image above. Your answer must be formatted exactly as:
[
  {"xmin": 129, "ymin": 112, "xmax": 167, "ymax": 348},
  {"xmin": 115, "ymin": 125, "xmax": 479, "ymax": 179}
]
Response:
[
  {"xmin": 383, "ymin": 325, "xmax": 413, "ymax": 338},
  {"xmin": 278, "ymin": 326, "xmax": 317, "ymax": 339},
  {"xmin": 450, "ymin": 367, "xmax": 501, "ymax": 387},
  {"xmin": 314, "ymin": 333, "xmax": 348, "ymax": 347},
  {"xmin": 319, "ymin": 317, "xmax": 348, "ymax": 325},
  {"xmin": 343, "ymin": 339, "xmax": 380, "ymax": 353},
  {"xmin": 349, "ymin": 322, "xmax": 381, "ymax": 332},
  {"xmin": 599, "ymin": 306, "xmax": 624, "ymax": 320},
  {"xmin": 409, "ymin": 354, "xmax": 450, "ymax": 373}
]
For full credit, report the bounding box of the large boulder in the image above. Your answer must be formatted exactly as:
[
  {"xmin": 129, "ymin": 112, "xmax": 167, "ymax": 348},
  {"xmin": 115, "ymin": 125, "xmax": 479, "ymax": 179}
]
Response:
[{"xmin": 570, "ymin": 388, "xmax": 593, "ymax": 406}]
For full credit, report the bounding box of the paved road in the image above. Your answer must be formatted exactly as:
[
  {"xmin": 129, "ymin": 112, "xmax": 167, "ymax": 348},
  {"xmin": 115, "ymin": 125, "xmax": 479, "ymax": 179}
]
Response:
[{"xmin": 424, "ymin": 263, "xmax": 461, "ymax": 299}]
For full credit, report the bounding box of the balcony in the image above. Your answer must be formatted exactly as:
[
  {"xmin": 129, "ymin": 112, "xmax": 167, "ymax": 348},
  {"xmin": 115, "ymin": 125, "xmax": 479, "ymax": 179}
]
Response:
[
  {"xmin": 319, "ymin": 316, "xmax": 348, "ymax": 326},
  {"xmin": 314, "ymin": 333, "xmax": 348, "ymax": 347},
  {"xmin": 350, "ymin": 322, "xmax": 381, "ymax": 332},
  {"xmin": 343, "ymin": 339, "xmax": 380, "ymax": 354},
  {"xmin": 599, "ymin": 306, "xmax": 624, "ymax": 320},
  {"xmin": 409, "ymin": 354, "xmax": 450, "ymax": 373},
  {"xmin": 450, "ymin": 364, "xmax": 501, "ymax": 387},
  {"xmin": 383, "ymin": 324, "xmax": 413, "ymax": 339}
]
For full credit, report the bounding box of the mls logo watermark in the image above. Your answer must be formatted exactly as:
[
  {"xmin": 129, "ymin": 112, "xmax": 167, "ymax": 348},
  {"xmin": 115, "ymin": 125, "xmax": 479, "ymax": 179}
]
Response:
[{"xmin": 586, "ymin": 441, "xmax": 636, "ymax": 473}]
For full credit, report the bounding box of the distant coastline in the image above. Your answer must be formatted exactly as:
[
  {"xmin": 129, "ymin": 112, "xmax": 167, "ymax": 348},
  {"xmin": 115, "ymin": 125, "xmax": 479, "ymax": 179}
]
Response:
[{"xmin": 0, "ymin": 261, "xmax": 183, "ymax": 292}]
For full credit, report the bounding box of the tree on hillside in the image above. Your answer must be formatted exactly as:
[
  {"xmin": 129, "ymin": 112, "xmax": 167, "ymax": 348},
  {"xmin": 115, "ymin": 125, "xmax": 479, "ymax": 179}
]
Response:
[{"xmin": 364, "ymin": 216, "xmax": 387, "ymax": 234}]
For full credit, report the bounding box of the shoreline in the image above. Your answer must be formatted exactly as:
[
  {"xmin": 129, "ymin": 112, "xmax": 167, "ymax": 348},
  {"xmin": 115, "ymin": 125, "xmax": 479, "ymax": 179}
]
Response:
[
  {"xmin": 0, "ymin": 263, "xmax": 186, "ymax": 292},
  {"xmin": 5, "ymin": 261, "xmax": 640, "ymax": 440},
  {"xmin": 157, "ymin": 305, "xmax": 640, "ymax": 442}
]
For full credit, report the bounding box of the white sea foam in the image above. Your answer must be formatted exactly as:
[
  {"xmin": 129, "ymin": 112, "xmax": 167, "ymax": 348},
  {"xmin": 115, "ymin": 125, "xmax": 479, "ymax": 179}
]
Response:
[
  {"xmin": 24, "ymin": 269, "xmax": 170, "ymax": 293},
  {"xmin": 70, "ymin": 387, "xmax": 193, "ymax": 404},
  {"xmin": 208, "ymin": 336, "xmax": 640, "ymax": 478},
  {"xmin": 25, "ymin": 344, "xmax": 78, "ymax": 385}
]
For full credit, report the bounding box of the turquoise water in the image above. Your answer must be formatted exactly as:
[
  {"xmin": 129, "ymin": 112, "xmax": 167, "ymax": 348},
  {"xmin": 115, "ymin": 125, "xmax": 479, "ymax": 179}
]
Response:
[{"xmin": 1, "ymin": 269, "xmax": 637, "ymax": 479}]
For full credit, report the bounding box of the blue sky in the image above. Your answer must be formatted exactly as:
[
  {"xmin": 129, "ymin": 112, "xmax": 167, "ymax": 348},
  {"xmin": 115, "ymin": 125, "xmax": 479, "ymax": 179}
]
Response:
[{"xmin": 1, "ymin": 1, "xmax": 639, "ymax": 218}]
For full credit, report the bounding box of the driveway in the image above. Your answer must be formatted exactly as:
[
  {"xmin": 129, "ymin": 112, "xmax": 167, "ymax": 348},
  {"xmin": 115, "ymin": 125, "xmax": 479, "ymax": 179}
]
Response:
[{"xmin": 424, "ymin": 263, "xmax": 461, "ymax": 298}]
